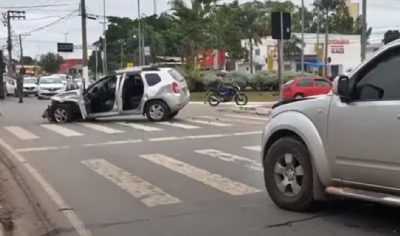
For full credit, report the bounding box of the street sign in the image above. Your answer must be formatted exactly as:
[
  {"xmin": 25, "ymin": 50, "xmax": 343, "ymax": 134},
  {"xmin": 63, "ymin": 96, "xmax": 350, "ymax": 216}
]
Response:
[
  {"xmin": 126, "ymin": 62, "xmax": 134, "ymax": 67},
  {"xmin": 57, "ymin": 43, "xmax": 74, "ymax": 53},
  {"xmin": 73, "ymin": 45, "xmax": 95, "ymax": 50},
  {"xmin": 144, "ymin": 46, "xmax": 150, "ymax": 56}
]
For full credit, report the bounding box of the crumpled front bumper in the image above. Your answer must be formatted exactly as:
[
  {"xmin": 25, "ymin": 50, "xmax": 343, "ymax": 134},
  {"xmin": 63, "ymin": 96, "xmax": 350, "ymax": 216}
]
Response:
[{"xmin": 42, "ymin": 105, "xmax": 50, "ymax": 119}]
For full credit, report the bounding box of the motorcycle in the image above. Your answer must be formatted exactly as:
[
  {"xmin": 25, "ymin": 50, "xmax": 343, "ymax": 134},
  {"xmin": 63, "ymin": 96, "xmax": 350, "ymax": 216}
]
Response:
[{"xmin": 205, "ymin": 84, "xmax": 248, "ymax": 106}]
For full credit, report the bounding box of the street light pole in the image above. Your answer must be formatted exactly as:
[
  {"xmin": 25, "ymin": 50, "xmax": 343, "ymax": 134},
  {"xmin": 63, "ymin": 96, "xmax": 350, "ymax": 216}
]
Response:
[
  {"xmin": 64, "ymin": 32, "xmax": 69, "ymax": 59},
  {"xmin": 137, "ymin": 0, "xmax": 142, "ymax": 66},
  {"xmin": 361, "ymin": 0, "xmax": 367, "ymax": 61},
  {"xmin": 301, "ymin": 0, "xmax": 304, "ymax": 73},
  {"xmin": 103, "ymin": 0, "xmax": 107, "ymax": 74}
]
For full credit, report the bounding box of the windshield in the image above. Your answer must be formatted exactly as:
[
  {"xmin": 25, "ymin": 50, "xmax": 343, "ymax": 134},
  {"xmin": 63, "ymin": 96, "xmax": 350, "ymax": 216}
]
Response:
[
  {"xmin": 40, "ymin": 77, "xmax": 63, "ymax": 84},
  {"xmin": 24, "ymin": 78, "xmax": 37, "ymax": 84}
]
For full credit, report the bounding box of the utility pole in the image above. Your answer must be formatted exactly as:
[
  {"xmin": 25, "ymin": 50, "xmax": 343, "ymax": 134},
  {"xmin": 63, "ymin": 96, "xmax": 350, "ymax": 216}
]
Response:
[
  {"xmin": 6, "ymin": 10, "xmax": 25, "ymax": 99},
  {"xmin": 137, "ymin": 0, "xmax": 142, "ymax": 66},
  {"xmin": 154, "ymin": 0, "xmax": 157, "ymax": 15},
  {"xmin": 95, "ymin": 45, "xmax": 98, "ymax": 79},
  {"xmin": 64, "ymin": 32, "xmax": 69, "ymax": 59},
  {"xmin": 0, "ymin": 49, "xmax": 4, "ymax": 99},
  {"xmin": 361, "ymin": 0, "xmax": 367, "ymax": 61},
  {"xmin": 80, "ymin": 0, "xmax": 89, "ymax": 87},
  {"xmin": 300, "ymin": 0, "xmax": 304, "ymax": 73},
  {"xmin": 17, "ymin": 34, "xmax": 23, "ymax": 103},
  {"xmin": 102, "ymin": 0, "xmax": 107, "ymax": 75},
  {"xmin": 120, "ymin": 40, "xmax": 124, "ymax": 69}
]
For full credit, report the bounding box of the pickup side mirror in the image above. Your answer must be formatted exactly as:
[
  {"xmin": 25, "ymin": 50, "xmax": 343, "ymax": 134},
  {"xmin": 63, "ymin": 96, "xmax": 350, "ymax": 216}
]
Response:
[{"xmin": 333, "ymin": 75, "xmax": 350, "ymax": 100}]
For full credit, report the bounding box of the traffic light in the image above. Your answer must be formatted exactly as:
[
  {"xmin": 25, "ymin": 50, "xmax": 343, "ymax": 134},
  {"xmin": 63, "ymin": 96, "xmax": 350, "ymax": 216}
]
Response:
[{"xmin": 383, "ymin": 30, "xmax": 400, "ymax": 45}]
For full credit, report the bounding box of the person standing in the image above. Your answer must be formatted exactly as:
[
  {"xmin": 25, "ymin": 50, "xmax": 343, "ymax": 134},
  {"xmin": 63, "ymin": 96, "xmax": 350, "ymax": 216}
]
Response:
[{"xmin": 16, "ymin": 70, "xmax": 23, "ymax": 103}]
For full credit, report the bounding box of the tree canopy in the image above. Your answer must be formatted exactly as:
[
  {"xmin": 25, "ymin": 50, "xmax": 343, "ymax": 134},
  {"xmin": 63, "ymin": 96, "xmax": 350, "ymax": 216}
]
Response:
[
  {"xmin": 38, "ymin": 53, "xmax": 64, "ymax": 73},
  {"xmin": 85, "ymin": 0, "xmax": 370, "ymax": 72}
]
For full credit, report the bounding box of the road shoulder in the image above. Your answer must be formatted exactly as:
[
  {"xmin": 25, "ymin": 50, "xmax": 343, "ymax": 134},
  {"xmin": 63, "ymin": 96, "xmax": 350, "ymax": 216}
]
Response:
[{"xmin": 0, "ymin": 140, "xmax": 79, "ymax": 235}]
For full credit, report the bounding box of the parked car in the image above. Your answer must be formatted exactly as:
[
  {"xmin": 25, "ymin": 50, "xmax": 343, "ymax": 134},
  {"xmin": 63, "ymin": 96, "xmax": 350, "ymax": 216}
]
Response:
[
  {"xmin": 281, "ymin": 77, "xmax": 332, "ymax": 100},
  {"xmin": 42, "ymin": 66, "xmax": 190, "ymax": 123},
  {"xmin": 5, "ymin": 78, "xmax": 16, "ymax": 96},
  {"xmin": 37, "ymin": 76, "xmax": 66, "ymax": 99},
  {"xmin": 51, "ymin": 74, "xmax": 67, "ymax": 85},
  {"xmin": 23, "ymin": 77, "xmax": 38, "ymax": 96},
  {"xmin": 262, "ymin": 40, "xmax": 400, "ymax": 212}
]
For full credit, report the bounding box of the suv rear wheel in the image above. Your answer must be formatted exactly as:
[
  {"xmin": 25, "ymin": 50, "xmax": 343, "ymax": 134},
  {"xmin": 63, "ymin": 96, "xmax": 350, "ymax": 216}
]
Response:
[
  {"xmin": 145, "ymin": 101, "xmax": 170, "ymax": 122},
  {"xmin": 264, "ymin": 137, "xmax": 314, "ymax": 212}
]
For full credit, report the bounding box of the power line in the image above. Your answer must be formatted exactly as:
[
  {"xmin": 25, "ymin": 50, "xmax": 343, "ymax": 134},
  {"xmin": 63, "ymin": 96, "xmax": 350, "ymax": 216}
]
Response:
[
  {"xmin": 18, "ymin": 10, "xmax": 79, "ymax": 35},
  {"xmin": 0, "ymin": 4, "xmax": 71, "ymax": 9}
]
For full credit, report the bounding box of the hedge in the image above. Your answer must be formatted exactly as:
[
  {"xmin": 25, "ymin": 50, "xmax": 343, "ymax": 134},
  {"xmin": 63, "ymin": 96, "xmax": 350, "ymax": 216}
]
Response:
[{"xmin": 176, "ymin": 67, "xmax": 320, "ymax": 92}]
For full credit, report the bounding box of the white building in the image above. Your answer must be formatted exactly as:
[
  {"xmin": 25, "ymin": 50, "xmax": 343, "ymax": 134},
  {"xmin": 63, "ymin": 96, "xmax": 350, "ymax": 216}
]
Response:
[{"xmin": 236, "ymin": 33, "xmax": 362, "ymax": 77}]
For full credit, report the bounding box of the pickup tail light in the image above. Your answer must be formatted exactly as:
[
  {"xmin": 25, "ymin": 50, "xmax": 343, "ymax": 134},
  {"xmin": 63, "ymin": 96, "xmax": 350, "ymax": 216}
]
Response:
[{"xmin": 172, "ymin": 82, "xmax": 179, "ymax": 93}]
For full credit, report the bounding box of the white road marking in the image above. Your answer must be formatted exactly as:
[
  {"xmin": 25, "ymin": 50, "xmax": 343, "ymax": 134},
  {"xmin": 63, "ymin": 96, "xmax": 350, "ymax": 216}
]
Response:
[
  {"xmin": 41, "ymin": 124, "xmax": 83, "ymax": 137},
  {"xmin": 140, "ymin": 154, "xmax": 261, "ymax": 195},
  {"xmin": 224, "ymin": 114, "xmax": 268, "ymax": 121},
  {"xmin": 4, "ymin": 126, "xmax": 39, "ymax": 140},
  {"xmin": 78, "ymin": 123, "xmax": 124, "ymax": 134},
  {"xmin": 84, "ymin": 139, "xmax": 142, "ymax": 147},
  {"xmin": 184, "ymin": 118, "xmax": 232, "ymax": 127},
  {"xmin": 16, "ymin": 146, "xmax": 70, "ymax": 153},
  {"xmin": 147, "ymin": 131, "xmax": 261, "ymax": 142},
  {"xmin": 197, "ymin": 116, "xmax": 263, "ymax": 124},
  {"xmin": 0, "ymin": 138, "xmax": 93, "ymax": 236},
  {"xmin": 115, "ymin": 122, "xmax": 162, "ymax": 131},
  {"xmin": 195, "ymin": 149, "xmax": 262, "ymax": 171},
  {"xmin": 243, "ymin": 146, "xmax": 261, "ymax": 151},
  {"xmin": 159, "ymin": 122, "xmax": 199, "ymax": 129},
  {"xmin": 82, "ymin": 159, "xmax": 181, "ymax": 207}
]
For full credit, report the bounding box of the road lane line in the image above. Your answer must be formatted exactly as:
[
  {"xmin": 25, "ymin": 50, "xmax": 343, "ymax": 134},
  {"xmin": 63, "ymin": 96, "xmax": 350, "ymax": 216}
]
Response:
[
  {"xmin": 147, "ymin": 131, "xmax": 261, "ymax": 142},
  {"xmin": 16, "ymin": 146, "xmax": 70, "ymax": 153},
  {"xmin": 84, "ymin": 139, "xmax": 142, "ymax": 147},
  {"xmin": 78, "ymin": 123, "xmax": 124, "ymax": 134},
  {"xmin": 183, "ymin": 118, "xmax": 232, "ymax": 127},
  {"xmin": 243, "ymin": 146, "xmax": 261, "ymax": 151},
  {"xmin": 195, "ymin": 149, "xmax": 262, "ymax": 171},
  {"xmin": 0, "ymin": 138, "xmax": 93, "ymax": 236},
  {"xmin": 159, "ymin": 122, "xmax": 199, "ymax": 129},
  {"xmin": 4, "ymin": 126, "xmax": 39, "ymax": 140},
  {"xmin": 82, "ymin": 159, "xmax": 181, "ymax": 207},
  {"xmin": 41, "ymin": 124, "xmax": 83, "ymax": 137},
  {"xmin": 139, "ymin": 154, "xmax": 261, "ymax": 195},
  {"xmin": 224, "ymin": 114, "xmax": 269, "ymax": 121},
  {"xmin": 115, "ymin": 122, "xmax": 162, "ymax": 131},
  {"xmin": 197, "ymin": 116, "xmax": 263, "ymax": 124}
]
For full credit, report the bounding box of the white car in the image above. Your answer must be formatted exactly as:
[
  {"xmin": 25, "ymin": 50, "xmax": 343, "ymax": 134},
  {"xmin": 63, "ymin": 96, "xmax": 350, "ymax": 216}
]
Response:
[
  {"xmin": 37, "ymin": 76, "xmax": 66, "ymax": 99},
  {"xmin": 23, "ymin": 77, "xmax": 38, "ymax": 96},
  {"xmin": 5, "ymin": 78, "xmax": 16, "ymax": 96},
  {"xmin": 51, "ymin": 74, "xmax": 67, "ymax": 85}
]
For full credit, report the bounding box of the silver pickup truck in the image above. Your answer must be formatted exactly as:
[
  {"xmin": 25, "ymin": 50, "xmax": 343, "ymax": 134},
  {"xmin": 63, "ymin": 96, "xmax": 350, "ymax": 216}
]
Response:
[{"xmin": 262, "ymin": 40, "xmax": 400, "ymax": 212}]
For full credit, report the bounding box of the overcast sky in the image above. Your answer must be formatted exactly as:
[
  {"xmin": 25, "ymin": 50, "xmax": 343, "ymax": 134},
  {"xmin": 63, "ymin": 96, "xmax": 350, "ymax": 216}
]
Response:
[{"xmin": 0, "ymin": 0, "xmax": 399, "ymax": 59}]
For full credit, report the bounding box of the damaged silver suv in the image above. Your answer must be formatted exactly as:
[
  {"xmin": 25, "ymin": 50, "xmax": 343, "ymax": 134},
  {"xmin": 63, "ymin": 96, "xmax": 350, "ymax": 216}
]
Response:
[
  {"xmin": 262, "ymin": 40, "xmax": 400, "ymax": 211},
  {"xmin": 42, "ymin": 66, "xmax": 190, "ymax": 123}
]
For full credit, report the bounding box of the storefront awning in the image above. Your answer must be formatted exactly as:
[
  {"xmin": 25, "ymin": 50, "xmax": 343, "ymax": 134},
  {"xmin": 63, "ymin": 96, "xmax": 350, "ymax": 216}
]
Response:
[{"xmin": 301, "ymin": 61, "xmax": 326, "ymax": 68}]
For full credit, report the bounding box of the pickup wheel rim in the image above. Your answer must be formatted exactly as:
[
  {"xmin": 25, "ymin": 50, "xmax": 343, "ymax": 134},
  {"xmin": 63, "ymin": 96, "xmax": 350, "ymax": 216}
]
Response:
[
  {"xmin": 149, "ymin": 104, "xmax": 164, "ymax": 120},
  {"xmin": 274, "ymin": 153, "xmax": 304, "ymax": 197},
  {"xmin": 54, "ymin": 108, "xmax": 68, "ymax": 123}
]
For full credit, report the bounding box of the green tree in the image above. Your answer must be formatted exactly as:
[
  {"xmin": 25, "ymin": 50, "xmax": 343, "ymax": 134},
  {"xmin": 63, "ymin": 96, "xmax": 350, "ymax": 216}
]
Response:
[
  {"xmin": 236, "ymin": 2, "xmax": 269, "ymax": 73},
  {"xmin": 38, "ymin": 52, "xmax": 64, "ymax": 73},
  {"xmin": 283, "ymin": 34, "xmax": 303, "ymax": 60},
  {"xmin": 21, "ymin": 56, "xmax": 34, "ymax": 65},
  {"xmin": 88, "ymin": 46, "xmax": 103, "ymax": 75}
]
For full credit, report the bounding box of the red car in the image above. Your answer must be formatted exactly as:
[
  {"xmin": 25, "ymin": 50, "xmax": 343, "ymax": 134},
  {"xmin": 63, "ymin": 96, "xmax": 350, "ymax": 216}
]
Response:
[{"xmin": 281, "ymin": 77, "xmax": 332, "ymax": 100}]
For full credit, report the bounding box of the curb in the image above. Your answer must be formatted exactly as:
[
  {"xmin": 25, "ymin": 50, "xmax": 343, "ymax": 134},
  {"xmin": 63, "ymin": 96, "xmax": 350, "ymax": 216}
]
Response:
[{"xmin": 217, "ymin": 106, "xmax": 271, "ymax": 116}]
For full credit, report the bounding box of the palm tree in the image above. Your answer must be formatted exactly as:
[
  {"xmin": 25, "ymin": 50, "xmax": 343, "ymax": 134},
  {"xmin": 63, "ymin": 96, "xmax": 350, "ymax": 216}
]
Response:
[
  {"xmin": 283, "ymin": 34, "xmax": 303, "ymax": 61},
  {"xmin": 235, "ymin": 2, "xmax": 269, "ymax": 73}
]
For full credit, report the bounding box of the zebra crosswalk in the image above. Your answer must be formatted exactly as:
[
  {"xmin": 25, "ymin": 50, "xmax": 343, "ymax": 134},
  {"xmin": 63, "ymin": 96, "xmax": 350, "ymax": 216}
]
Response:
[
  {"xmin": 80, "ymin": 145, "xmax": 263, "ymax": 208},
  {"xmin": 2, "ymin": 115, "xmax": 268, "ymax": 141}
]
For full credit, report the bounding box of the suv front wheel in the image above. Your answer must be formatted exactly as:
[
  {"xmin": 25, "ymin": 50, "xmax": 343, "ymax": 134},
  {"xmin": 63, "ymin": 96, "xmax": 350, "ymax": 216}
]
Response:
[
  {"xmin": 264, "ymin": 136, "xmax": 314, "ymax": 212},
  {"xmin": 49, "ymin": 103, "xmax": 74, "ymax": 123},
  {"xmin": 145, "ymin": 101, "xmax": 170, "ymax": 122}
]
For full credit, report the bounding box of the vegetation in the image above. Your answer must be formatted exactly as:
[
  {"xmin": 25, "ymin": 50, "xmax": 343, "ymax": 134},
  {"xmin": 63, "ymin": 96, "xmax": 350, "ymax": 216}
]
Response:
[{"xmin": 38, "ymin": 52, "xmax": 64, "ymax": 73}]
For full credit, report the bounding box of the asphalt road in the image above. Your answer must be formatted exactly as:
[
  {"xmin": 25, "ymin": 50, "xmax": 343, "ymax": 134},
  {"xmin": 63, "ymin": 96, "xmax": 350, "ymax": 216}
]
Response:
[{"xmin": 0, "ymin": 96, "xmax": 399, "ymax": 236}]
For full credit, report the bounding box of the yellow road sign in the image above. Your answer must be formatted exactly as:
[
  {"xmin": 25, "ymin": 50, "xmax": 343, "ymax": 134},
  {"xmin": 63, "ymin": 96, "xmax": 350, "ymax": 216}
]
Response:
[{"xmin": 126, "ymin": 62, "xmax": 134, "ymax": 68}]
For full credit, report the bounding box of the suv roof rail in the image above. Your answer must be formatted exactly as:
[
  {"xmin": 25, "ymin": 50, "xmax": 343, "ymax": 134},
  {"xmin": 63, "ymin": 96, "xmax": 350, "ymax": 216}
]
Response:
[{"xmin": 141, "ymin": 66, "xmax": 160, "ymax": 71}]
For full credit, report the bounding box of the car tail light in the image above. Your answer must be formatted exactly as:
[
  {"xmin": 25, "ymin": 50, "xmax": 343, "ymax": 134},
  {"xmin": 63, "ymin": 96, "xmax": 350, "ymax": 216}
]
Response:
[
  {"xmin": 282, "ymin": 85, "xmax": 291, "ymax": 92},
  {"xmin": 172, "ymin": 82, "xmax": 179, "ymax": 93}
]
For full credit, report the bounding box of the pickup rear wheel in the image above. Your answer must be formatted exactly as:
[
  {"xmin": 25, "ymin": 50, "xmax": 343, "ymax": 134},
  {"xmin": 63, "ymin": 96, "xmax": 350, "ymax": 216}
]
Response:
[{"xmin": 264, "ymin": 137, "xmax": 314, "ymax": 212}]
